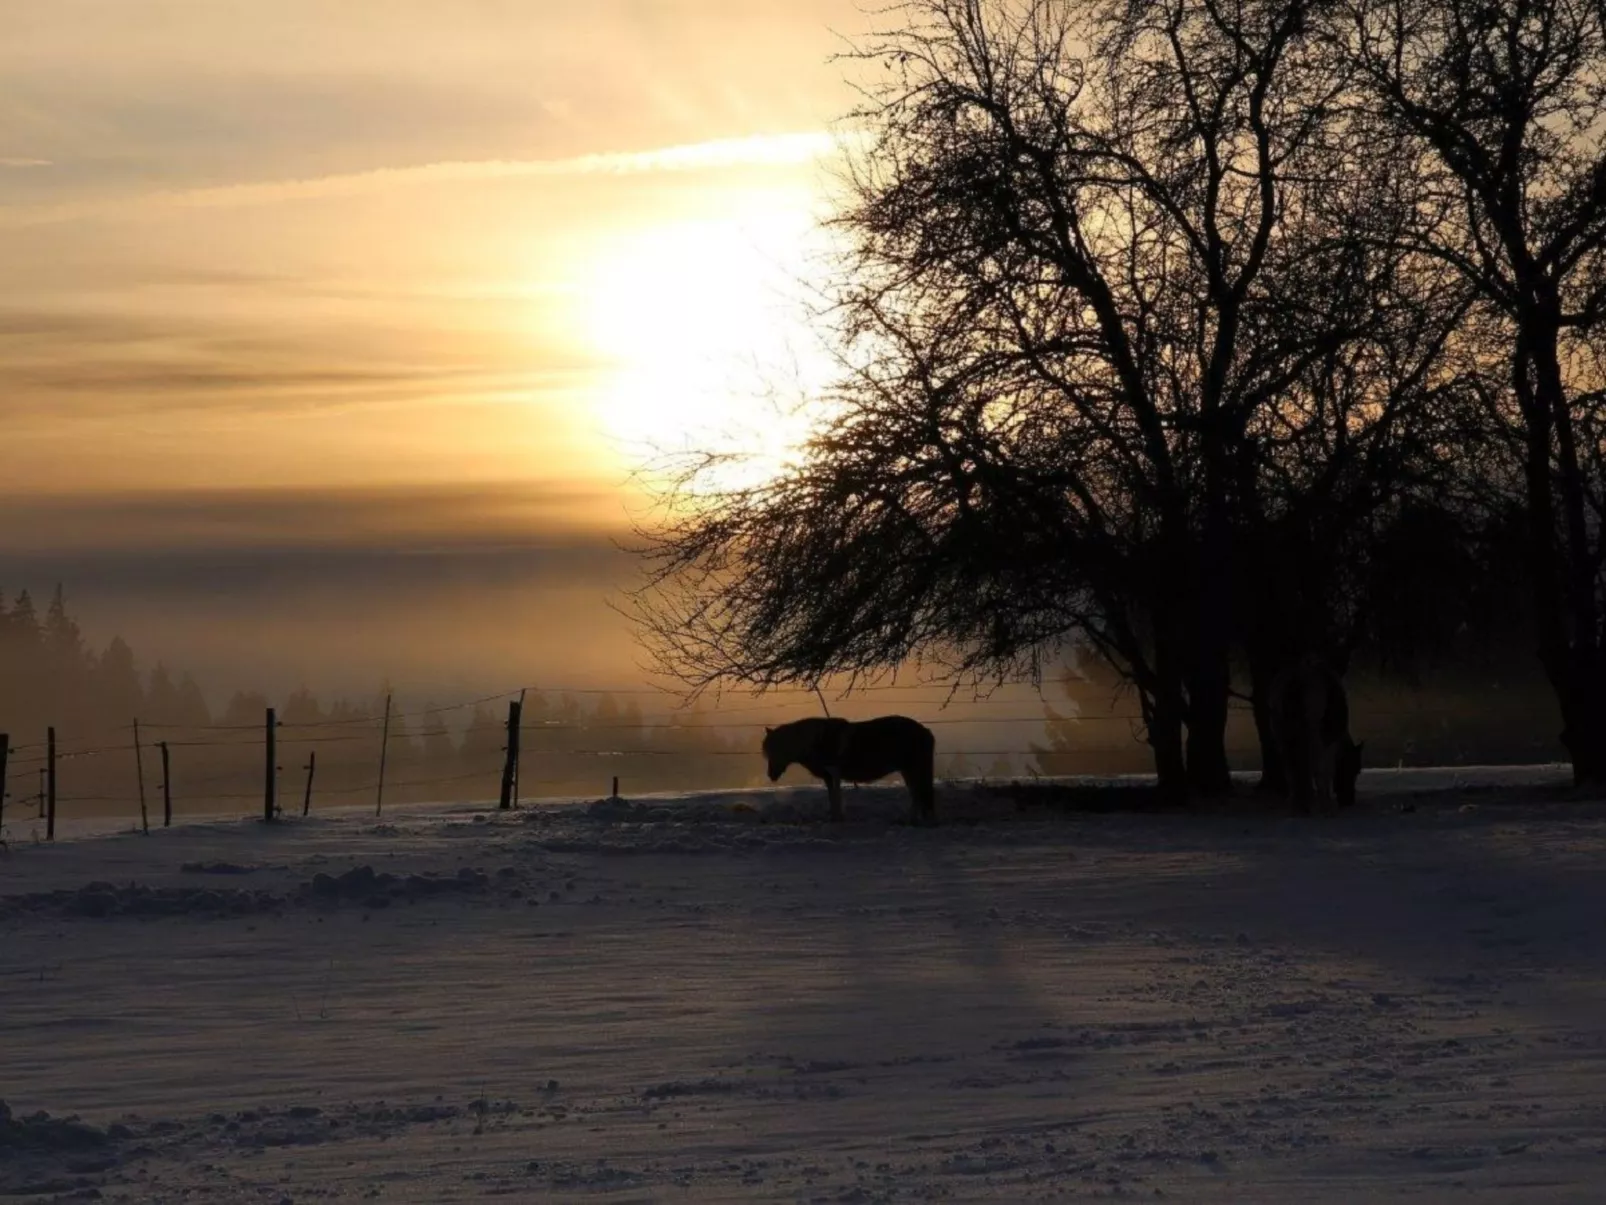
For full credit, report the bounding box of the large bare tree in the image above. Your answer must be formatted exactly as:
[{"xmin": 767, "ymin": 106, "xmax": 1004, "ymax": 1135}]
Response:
[
  {"xmin": 1338, "ymin": 0, "xmax": 1606, "ymax": 783},
  {"xmin": 634, "ymin": 0, "xmax": 1463, "ymax": 798}
]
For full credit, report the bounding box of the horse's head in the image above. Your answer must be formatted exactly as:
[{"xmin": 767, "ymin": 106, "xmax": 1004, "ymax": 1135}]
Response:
[
  {"xmin": 1337, "ymin": 738, "xmax": 1364, "ymax": 808},
  {"xmin": 761, "ymin": 726, "xmax": 788, "ymax": 782}
]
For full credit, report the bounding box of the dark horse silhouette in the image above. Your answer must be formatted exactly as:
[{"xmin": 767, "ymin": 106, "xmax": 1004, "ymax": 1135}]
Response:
[
  {"xmin": 761, "ymin": 715, "xmax": 937, "ymax": 824},
  {"xmin": 1268, "ymin": 656, "xmax": 1363, "ymax": 814}
]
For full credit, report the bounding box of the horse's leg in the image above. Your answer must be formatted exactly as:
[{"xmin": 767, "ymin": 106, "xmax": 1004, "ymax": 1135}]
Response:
[
  {"xmin": 1303, "ymin": 727, "xmax": 1325, "ymax": 815},
  {"xmin": 902, "ymin": 753, "xmax": 936, "ymax": 826},
  {"xmin": 899, "ymin": 768, "xmax": 920, "ymax": 825},
  {"xmin": 1296, "ymin": 763, "xmax": 1315, "ymax": 815},
  {"xmin": 826, "ymin": 773, "xmax": 844, "ymax": 822},
  {"xmin": 1279, "ymin": 731, "xmax": 1308, "ymax": 814},
  {"xmin": 1315, "ymin": 742, "xmax": 1337, "ymax": 815}
]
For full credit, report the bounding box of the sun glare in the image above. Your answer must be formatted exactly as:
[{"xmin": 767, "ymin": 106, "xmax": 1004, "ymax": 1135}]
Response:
[{"xmin": 580, "ymin": 189, "xmax": 835, "ymax": 487}]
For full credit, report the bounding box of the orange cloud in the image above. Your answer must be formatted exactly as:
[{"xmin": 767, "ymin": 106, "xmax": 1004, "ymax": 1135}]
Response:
[{"xmin": 0, "ymin": 132, "xmax": 842, "ymax": 228}]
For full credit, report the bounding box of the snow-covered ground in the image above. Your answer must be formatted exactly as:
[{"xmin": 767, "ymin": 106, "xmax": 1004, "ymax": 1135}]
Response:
[{"xmin": 4, "ymin": 768, "xmax": 1605, "ymax": 1202}]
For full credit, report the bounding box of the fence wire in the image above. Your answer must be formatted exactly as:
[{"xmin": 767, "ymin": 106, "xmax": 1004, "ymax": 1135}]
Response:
[{"xmin": 1, "ymin": 674, "xmax": 1515, "ymax": 834}]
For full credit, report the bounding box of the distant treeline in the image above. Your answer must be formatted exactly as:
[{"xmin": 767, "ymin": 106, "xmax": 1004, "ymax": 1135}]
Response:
[{"xmin": 0, "ymin": 585, "xmax": 764, "ymax": 823}]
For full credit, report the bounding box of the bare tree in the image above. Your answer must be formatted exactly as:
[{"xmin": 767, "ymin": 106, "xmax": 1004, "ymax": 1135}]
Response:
[
  {"xmin": 837, "ymin": 0, "xmax": 1367, "ymax": 794},
  {"xmin": 1338, "ymin": 0, "xmax": 1606, "ymax": 783},
  {"xmin": 1234, "ymin": 190, "xmax": 1479, "ymax": 788},
  {"xmin": 633, "ymin": 0, "xmax": 1464, "ymax": 798}
]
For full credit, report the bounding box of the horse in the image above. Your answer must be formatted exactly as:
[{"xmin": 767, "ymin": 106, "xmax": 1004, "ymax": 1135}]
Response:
[
  {"xmin": 761, "ymin": 715, "xmax": 937, "ymax": 824},
  {"xmin": 1268, "ymin": 657, "xmax": 1364, "ymax": 814}
]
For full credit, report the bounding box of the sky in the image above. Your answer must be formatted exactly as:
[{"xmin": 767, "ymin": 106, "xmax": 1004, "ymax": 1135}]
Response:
[{"xmin": 0, "ymin": 0, "xmax": 869, "ymax": 700}]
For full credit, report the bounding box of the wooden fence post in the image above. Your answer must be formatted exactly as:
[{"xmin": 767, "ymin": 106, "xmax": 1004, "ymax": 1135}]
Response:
[
  {"xmin": 46, "ymin": 726, "xmax": 56, "ymax": 840},
  {"xmin": 498, "ymin": 697, "xmax": 523, "ymax": 810},
  {"xmin": 611, "ymin": 775, "xmax": 619, "ymax": 799},
  {"xmin": 36, "ymin": 767, "xmax": 45, "ymax": 819},
  {"xmin": 159, "ymin": 740, "xmax": 172, "ymax": 828},
  {"xmin": 302, "ymin": 750, "xmax": 316, "ymax": 817},
  {"xmin": 0, "ymin": 733, "xmax": 8, "ymax": 834},
  {"xmin": 264, "ymin": 708, "xmax": 277, "ymax": 823},
  {"xmin": 511, "ymin": 688, "xmax": 526, "ymax": 809},
  {"xmin": 133, "ymin": 718, "xmax": 149, "ymax": 834},
  {"xmin": 375, "ymin": 694, "xmax": 392, "ymax": 817}
]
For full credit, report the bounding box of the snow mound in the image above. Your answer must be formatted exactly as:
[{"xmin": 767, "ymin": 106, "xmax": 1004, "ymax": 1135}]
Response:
[
  {"xmin": 0, "ymin": 881, "xmax": 283, "ymax": 920},
  {"xmin": 299, "ymin": 864, "xmax": 492, "ymax": 908},
  {"xmin": 0, "ymin": 1101, "xmax": 113, "ymax": 1154}
]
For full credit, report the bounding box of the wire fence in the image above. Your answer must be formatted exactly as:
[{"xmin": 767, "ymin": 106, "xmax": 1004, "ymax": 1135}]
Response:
[
  {"xmin": 0, "ymin": 675, "xmax": 1568, "ymax": 840},
  {"xmin": 2, "ymin": 678, "xmax": 1138, "ymax": 836},
  {"xmin": 0, "ymin": 681, "xmax": 1161, "ymax": 763}
]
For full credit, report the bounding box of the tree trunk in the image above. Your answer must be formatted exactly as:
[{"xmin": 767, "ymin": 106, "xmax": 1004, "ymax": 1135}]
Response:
[
  {"xmin": 1553, "ymin": 653, "xmax": 1606, "ymax": 786},
  {"xmin": 1184, "ymin": 663, "xmax": 1233, "ymax": 796},
  {"xmin": 1241, "ymin": 599, "xmax": 1300, "ymax": 795},
  {"xmin": 1187, "ymin": 485, "xmax": 1236, "ymax": 796},
  {"xmin": 1248, "ymin": 650, "xmax": 1287, "ymax": 795},
  {"xmin": 1520, "ymin": 325, "xmax": 1606, "ymax": 787},
  {"xmin": 1149, "ymin": 693, "xmax": 1188, "ymax": 801},
  {"xmin": 1235, "ymin": 468, "xmax": 1286, "ymax": 795},
  {"xmin": 1145, "ymin": 627, "xmax": 1191, "ymax": 801},
  {"xmin": 1252, "ymin": 696, "xmax": 1286, "ymax": 793}
]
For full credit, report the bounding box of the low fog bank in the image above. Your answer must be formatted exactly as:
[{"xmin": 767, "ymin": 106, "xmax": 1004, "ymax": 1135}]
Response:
[
  {"xmin": 0, "ymin": 539, "xmax": 640, "ymax": 707},
  {"xmin": 0, "ymin": 480, "xmax": 643, "ymax": 705}
]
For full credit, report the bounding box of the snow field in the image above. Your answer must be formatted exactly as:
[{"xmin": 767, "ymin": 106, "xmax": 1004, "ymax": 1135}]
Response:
[{"xmin": 3, "ymin": 772, "xmax": 1605, "ymax": 1202}]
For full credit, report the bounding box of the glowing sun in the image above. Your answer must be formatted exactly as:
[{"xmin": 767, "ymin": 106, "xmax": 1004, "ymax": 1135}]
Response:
[{"xmin": 581, "ymin": 190, "xmax": 833, "ymax": 485}]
